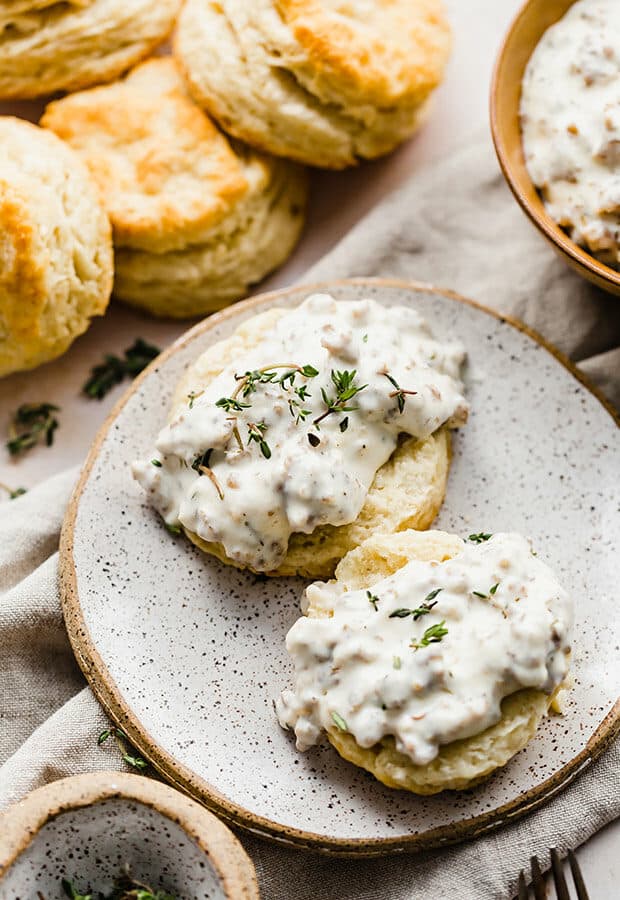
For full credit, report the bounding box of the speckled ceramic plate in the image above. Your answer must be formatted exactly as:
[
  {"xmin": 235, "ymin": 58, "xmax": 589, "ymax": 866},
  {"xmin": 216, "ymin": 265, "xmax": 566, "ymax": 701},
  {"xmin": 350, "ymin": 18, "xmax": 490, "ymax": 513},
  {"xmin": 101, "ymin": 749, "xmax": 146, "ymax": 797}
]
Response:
[{"xmin": 60, "ymin": 278, "xmax": 619, "ymax": 856}]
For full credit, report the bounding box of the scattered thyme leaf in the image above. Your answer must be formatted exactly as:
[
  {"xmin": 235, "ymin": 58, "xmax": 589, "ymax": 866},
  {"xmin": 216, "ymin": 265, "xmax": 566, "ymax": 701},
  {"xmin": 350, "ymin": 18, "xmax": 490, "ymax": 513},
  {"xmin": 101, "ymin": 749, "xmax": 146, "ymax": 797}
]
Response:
[
  {"xmin": 331, "ymin": 711, "xmax": 348, "ymax": 732},
  {"xmin": 97, "ymin": 726, "xmax": 148, "ymax": 772},
  {"xmin": 0, "ymin": 481, "xmax": 27, "ymax": 499},
  {"xmin": 362, "ymin": 334, "xmax": 368, "ymax": 343},
  {"xmin": 187, "ymin": 390, "xmax": 202, "ymax": 409},
  {"xmin": 423, "ymin": 588, "xmax": 443, "ymax": 604},
  {"xmin": 489, "ymin": 582, "xmax": 500, "ymax": 595},
  {"xmin": 472, "ymin": 590, "xmax": 488, "ymax": 599},
  {"xmin": 393, "ymin": 656, "xmax": 401, "ymax": 670},
  {"xmin": 62, "ymin": 878, "xmax": 92, "ymax": 900},
  {"xmin": 63, "ymin": 868, "xmax": 175, "ymax": 900},
  {"xmin": 308, "ymin": 433, "xmax": 320, "ymax": 447},
  {"xmin": 383, "ymin": 373, "xmax": 417, "ymax": 414},
  {"xmin": 367, "ymin": 590, "xmax": 380, "ymax": 611},
  {"xmin": 410, "ymin": 620, "xmax": 448, "ymax": 650},
  {"xmin": 247, "ymin": 422, "xmax": 270, "ymax": 459},
  {"xmin": 216, "ymin": 397, "xmax": 251, "ymax": 413},
  {"xmin": 151, "ymin": 459, "xmax": 162, "ymax": 467},
  {"xmin": 6, "ymin": 403, "xmax": 60, "ymax": 455},
  {"xmin": 339, "ymin": 416, "xmax": 349, "ymax": 432},
  {"xmin": 300, "ymin": 364, "xmax": 319, "ymax": 378},
  {"xmin": 123, "ymin": 754, "xmax": 148, "ymax": 772},
  {"xmin": 82, "ymin": 339, "xmax": 160, "ymax": 399},
  {"xmin": 468, "ymin": 532, "xmax": 493, "ymax": 544},
  {"xmin": 164, "ymin": 522, "xmax": 181, "ymax": 535}
]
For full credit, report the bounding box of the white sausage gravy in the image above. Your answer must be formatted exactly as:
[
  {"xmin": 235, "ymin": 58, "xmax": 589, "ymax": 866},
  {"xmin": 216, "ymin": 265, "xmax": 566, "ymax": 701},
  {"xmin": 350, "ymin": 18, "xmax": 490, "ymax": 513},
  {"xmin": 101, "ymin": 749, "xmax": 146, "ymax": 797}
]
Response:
[
  {"xmin": 276, "ymin": 533, "xmax": 572, "ymax": 764},
  {"xmin": 521, "ymin": 0, "xmax": 620, "ymax": 268},
  {"xmin": 133, "ymin": 294, "xmax": 468, "ymax": 572}
]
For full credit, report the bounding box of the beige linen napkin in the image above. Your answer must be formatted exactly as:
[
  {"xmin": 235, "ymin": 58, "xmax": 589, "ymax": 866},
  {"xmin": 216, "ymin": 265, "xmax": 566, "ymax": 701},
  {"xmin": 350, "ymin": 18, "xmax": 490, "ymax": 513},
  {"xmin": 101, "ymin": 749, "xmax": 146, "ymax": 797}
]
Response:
[{"xmin": 1, "ymin": 135, "xmax": 618, "ymax": 899}]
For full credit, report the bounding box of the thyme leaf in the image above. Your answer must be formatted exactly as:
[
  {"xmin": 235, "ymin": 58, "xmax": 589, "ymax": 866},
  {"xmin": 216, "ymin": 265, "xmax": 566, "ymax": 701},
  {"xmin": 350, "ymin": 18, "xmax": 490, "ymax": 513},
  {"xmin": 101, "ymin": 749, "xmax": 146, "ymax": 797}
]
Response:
[
  {"xmin": 331, "ymin": 711, "xmax": 348, "ymax": 732},
  {"xmin": 468, "ymin": 532, "xmax": 493, "ymax": 543},
  {"xmin": 383, "ymin": 373, "xmax": 417, "ymax": 414},
  {"xmin": 410, "ymin": 620, "xmax": 448, "ymax": 650},
  {"xmin": 367, "ymin": 590, "xmax": 380, "ymax": 611},
  {"xmin": 216, "ymin": 397, "xmax": 251, "ymax": 413},
  {"xmin": 0, "ymin": 481, "xmax": 27, "ymax": 499},
  {"xmin": 62, "ymin": 867, "xmax": 175, "ymax": 900},
  {"xmin": 7, "ymin": 403, "xmax": 60, "ymax": 455},
  {"xmin": 97, "ymin": 726, "xmax": 148, "ymax": 772},
  {"xmin": 82, "ymin": 339, "xmax": 160, "ymax": 399},
  {"xmin": 389, "ymin": 590, "xmax": 442, "ymax": 621},
  {"xmin": 247, "ymin": 422, "xmax": 271, "ymax": 458}
]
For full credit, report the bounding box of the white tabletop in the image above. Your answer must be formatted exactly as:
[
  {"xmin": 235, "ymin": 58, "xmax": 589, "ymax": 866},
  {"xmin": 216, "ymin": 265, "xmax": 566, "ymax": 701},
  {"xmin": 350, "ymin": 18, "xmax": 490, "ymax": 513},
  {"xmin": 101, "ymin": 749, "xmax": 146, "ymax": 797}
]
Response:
[{"xmin": 0, "ymin": 2, "xmax": 616, "ymax": 893}]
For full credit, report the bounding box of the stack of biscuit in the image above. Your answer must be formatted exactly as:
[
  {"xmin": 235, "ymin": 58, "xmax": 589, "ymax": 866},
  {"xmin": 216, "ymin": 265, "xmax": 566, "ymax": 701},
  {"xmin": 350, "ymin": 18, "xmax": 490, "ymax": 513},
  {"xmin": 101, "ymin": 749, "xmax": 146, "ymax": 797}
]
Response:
[
  {"xmin": 0, "ymin": 0, "xmax": 452, "ymax": 374},
  {"xmin": 42, "ymin": 59, "xmax": 308, "ymax": 319}
]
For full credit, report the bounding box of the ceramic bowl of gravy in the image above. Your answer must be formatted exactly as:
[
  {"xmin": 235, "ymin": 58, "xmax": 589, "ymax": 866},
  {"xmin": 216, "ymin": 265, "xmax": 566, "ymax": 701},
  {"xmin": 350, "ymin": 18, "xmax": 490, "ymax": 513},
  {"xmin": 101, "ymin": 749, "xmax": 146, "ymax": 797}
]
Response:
[
  {"xmin": 0, "ymin": 772, "xmax": 259, "ymax": 899},
  {"xmin": 490, "ymin": 0, "xmax": 620, "ymax": 297}
]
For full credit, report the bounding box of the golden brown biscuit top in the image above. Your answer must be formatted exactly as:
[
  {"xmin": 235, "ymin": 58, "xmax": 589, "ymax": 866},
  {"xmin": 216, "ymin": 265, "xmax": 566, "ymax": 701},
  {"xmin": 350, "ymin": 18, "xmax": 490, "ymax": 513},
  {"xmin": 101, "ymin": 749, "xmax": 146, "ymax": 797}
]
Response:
[
  {"xmin": 0, "ymin": 0, "xmax": 94, "ymax": 30},
  {"xmin": 42, "ymin": 58, "xmax": 250, "ymax": 253},
  {"xmin": 275, "ymin": 0, "xmax": 452, "ymax": 106}
]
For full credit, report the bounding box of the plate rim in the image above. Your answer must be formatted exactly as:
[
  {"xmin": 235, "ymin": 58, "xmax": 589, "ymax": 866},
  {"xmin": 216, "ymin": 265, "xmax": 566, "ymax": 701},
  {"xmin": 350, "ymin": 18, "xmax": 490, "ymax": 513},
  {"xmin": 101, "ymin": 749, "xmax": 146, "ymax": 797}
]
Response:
[{"xmin": 59, "ymin": 277, "xmax": 620, "ymax": 856}]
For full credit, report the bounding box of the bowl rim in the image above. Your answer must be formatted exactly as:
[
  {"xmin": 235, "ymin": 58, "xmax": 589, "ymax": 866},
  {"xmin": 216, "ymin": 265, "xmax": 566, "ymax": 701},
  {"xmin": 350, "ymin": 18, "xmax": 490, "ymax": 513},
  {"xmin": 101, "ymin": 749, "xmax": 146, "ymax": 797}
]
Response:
[
  {"xmin": 0, "ymin": 770, "xmax": 259, "ymax": 898},
  {"xmin": 489, "ymin": 0, "xmax": 620, "ymax": 293},
  {"xmin": 58, "ymin": 277, "xmax": 619, "ymax": 858}
]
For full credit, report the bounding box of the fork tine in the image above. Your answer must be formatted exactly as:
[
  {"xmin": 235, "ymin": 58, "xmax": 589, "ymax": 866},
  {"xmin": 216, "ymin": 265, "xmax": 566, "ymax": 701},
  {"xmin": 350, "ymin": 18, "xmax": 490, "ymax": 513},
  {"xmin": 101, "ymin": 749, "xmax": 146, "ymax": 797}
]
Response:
[
  {"xmin": 530, "ymin": 855, "xmax": 546, "ymax": 900},
  {"xmin": 518, "ymin": 870, "xmax": 529, "ymax": 900},
  {"xmin": 551, "ymin": 848, "xmax": 571, "ymax": 900},
  {"xmin": 568, "ymin": 849, "xmax": 590, "ymax": 900}
]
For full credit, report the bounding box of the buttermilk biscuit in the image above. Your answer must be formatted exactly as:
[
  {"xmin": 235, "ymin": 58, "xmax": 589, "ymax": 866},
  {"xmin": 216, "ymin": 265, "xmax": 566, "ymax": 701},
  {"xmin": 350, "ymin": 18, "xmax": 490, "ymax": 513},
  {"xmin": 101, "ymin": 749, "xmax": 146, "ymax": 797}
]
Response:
[
  {"xmin": 42, "ymin": 59, "xmax": 308, "ymax": 318},
  {"xmin": 175, "ymin": 0, "xmax": 452, "ymax": 169},
  {"xmin": 303, "ymin": 530, "xmax": 566, "ymax": 793},
  {"xmin": 170, "ymin": 308, "xmax": 453, "ymax": 578},
  {"xmin": 0, "ymin": 118, "xmax": 113, "ymax": 378},
  {"xmin": 0, "ymin": 0, "xmax": 181, "ymax": 100}
]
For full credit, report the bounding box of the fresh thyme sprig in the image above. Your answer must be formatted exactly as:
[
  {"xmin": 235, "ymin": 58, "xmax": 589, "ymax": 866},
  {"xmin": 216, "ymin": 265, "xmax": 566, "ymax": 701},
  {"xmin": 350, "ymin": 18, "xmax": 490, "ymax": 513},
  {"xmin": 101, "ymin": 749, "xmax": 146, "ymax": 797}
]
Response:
[
  {"xmin": 389, "ymin": 588, "xmax": 443, "ymax": 620},
  {"xmin": 82, "ymin": 339, "xmax": 160, "ymax": 400},
  {"xmin": 383, "ymin": 373, "xmax": 417, "ymax": 414},
  {"xmin": 233, "ymin": 363, "xmax": 318, "ymax": 400},
  {"xmin": 6, "ymin": 403, "xmax": 60, "ymax": 455},
  {"xmin": 216, "ymin": 397, "xmax": 251, "ymax": 413},
  {"xmin": 0, "ymin": 481, "xmax": 27, "ymax": 499},
  {"xmin": 98, "ymin": 726, "xmax": 148, "ymax": 772},
  {"xmin": 313, "ymin": 369, "xmax": 367, "ymax": 428},
  {"xmin": 410, "ymin": 620, "xmax": 448, "ymax": 650},
  {"xmin": 468, "ymin": 532, "xmax": 493, "ymax": 543},
  {"xmin": 247, "ymin": 422, "xmax": 271, "ymax": 458}
]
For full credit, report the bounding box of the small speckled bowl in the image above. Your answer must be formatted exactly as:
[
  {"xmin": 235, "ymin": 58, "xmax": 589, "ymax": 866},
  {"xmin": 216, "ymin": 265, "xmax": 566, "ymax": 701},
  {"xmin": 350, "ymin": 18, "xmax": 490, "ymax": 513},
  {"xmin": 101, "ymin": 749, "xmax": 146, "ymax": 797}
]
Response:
[
  {"xmin": 0, "ymin": 772, "xmax": 259, "ymax": 899},
  {"xmin": 490, "ymin": 0, "xmax": 620, "ymax": 297}
]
